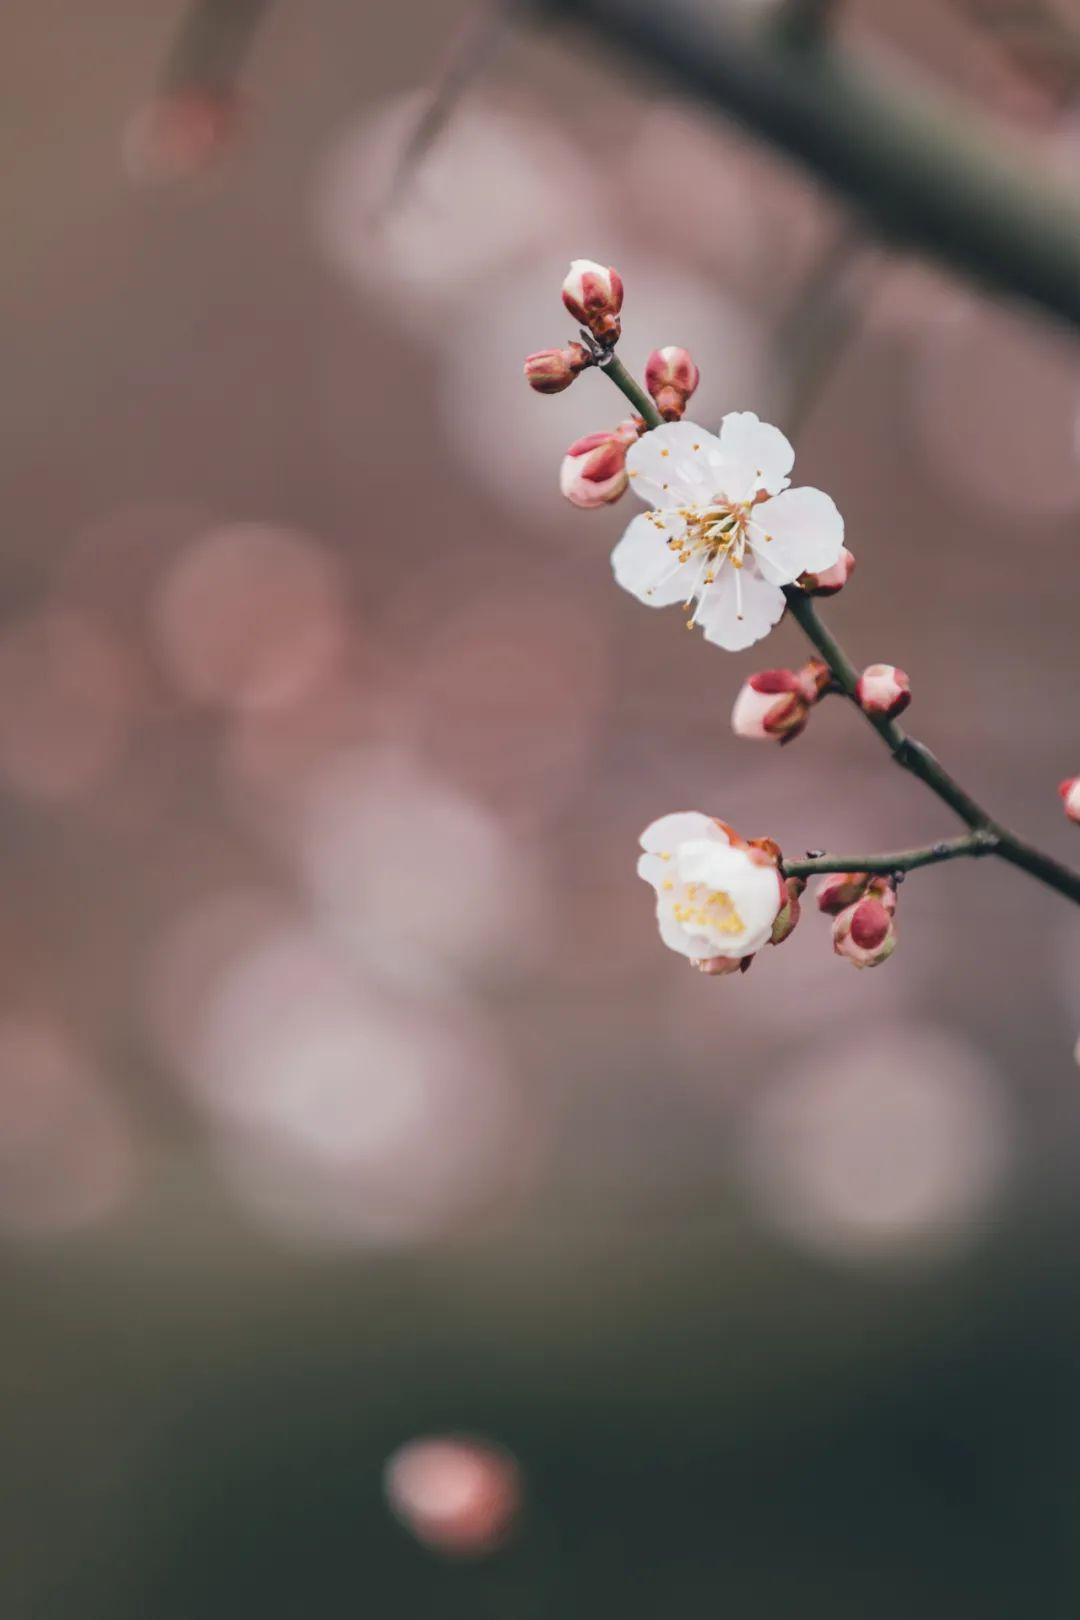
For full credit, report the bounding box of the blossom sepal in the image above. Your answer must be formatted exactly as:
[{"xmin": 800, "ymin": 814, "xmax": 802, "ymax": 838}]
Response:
[
  {"xmin": 644, "ymin": 347, "xmax": 700, "ymax": 422},
  {"xmin": 561, "ymin": 259, "xmax": 624, "ymax": 345},
  {"xmin": 856, "ymin": 663, "xmax": 911, "ymax": 719},
  {"xmin": 559, "ymin": 419, "xmax": 640, "ymax": 509},
  {"xmin": 1059, "ymin": 777, "xmax": 1080, "ymax": 824},
  {"xmin": 770, "ymin": 875, "xmax": 805, "ymax": 946},
  {"xmin": 799, "ymin": 546, "xmax": 856, "ymax": 596},
  {"xmin": 523, "ymin": 342, "xmax": 590, "ymax": 395},
  {"xmin": 832, "ymin": 891, "xmax": 897, "ymax": 968}
]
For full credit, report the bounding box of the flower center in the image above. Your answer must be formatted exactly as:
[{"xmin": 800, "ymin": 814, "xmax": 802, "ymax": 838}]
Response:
[
  {"xmin": 670, "ymin": 881, "xmax": 745, "ymax": 938},
  {"xmin": 647, "ymin": 491, "xmax": 770, "ymax": 629}
]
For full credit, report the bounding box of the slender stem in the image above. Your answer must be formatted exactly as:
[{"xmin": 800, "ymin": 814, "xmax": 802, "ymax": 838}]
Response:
[
  {"xmin": 598, "ymin": 352, "xmax": 664, "ymax": 428},
  {"xmin": 783, "ymin": 831, "xmax": 994, "ymax": 881},
  {"xmin": 593, "ymin": 358, "xmax": 1080, "ymax": 909}
]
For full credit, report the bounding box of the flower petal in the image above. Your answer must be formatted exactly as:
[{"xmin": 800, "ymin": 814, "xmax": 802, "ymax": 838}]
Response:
[
  {"xmin": 626, "ymin": 421, "xmax": 718, "ymax": 509},
  {"xmin": 716, "ymin": 412, "xmax": 794, "ymax": 501},
  {"xmin": 699, "ymin": 564, "xmax": 786, "ymax": 652},
  {"xmin": 749, "ymin": 486, "xmax": 844, "ymax": 585},
  {"xmin": 640, "ymin": 812, "xmax": 726, "ymax": 856},
  {"xmin": 656, "ymin": 903, "xmax": 711, "ymax": 960},
  {"xmin": 611, "ymin": 512, "xmax": 691, "ymax": 607}
]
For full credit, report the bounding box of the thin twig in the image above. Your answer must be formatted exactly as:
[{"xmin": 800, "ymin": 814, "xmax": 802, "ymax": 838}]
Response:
[{"xmin": 783, "ymin": 831, "xmax": 995, "ymax": 880}]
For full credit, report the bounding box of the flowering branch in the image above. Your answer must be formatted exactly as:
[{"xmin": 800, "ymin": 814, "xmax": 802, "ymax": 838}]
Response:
[{"xmin": 580, "ymin": 320, "xmax": 1080, "ymax": 912}]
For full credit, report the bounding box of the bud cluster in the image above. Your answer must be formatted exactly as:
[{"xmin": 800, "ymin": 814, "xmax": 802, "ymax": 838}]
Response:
[{"xmin": 816, "ymin": 871, "xmax": 898, "ymax": 968}]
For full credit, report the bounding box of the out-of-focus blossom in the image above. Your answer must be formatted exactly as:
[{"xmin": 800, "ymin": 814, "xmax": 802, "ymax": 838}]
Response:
[
  {"xmin": 0, "ymin": 1024, "xmax": 135, "ymax": 1236},
  {"xmin": 856, "ymin": 663, "xmax": 910, "ymax": 719},
  {"xmin": 638, "ymin": 812, "xmax": 784, "ymax": 967},
  {"xmin": 611, "ymin": 416, "xmax": 844, "ymax": 651},
  {"xmin": 1059, "ymin": 776, "xmax": 1080, "ymax": 824},
  {"xmin": 730, "ymin": 659, "xmax": 830, "ymax": 743},
  {"xmin": 314, "ymin": 95, "xmax": 600, "ymax": 333},
  {"xmin": 559, "ymin": 420, "xmax": 639, "ymax": 508},
  {"xmin": 799, "ymin": 545, "xmax": 856, "ymax": 596},
  {"xmin": 644, "ymin": 346, "xmax": 700, "ymax": 421},
  {"xmin": 153, "ymin": 522, "xmax": 346, "ymax": 712},
  {"xmin": 147, "ymin": 902, "xmax": 525, "ymax": 1247},
  {"xmin": 832, "ymin": 887, "xmax": 897, "ymax": 968},
  {"xmin": 523, "ymin": 342, "xmax": 590, "ymax": 394},
  {"xmin": 384, "ymin": 1436, "xmax": 522, "ymax": 1557},
  {"xmin": 738, "ymin": 1025, "xmax": 1013, "ymax": 1262},
  {"xmin": 123, "ymin": 89, "xmax": 238, "ymax": 183},
  {"xmin": 0, "ymin": 607, "xmax": 136, "ymax": 802},
  {"xmin": 561, "ymin": 258, "xmax": 623, "ymax": 344}
]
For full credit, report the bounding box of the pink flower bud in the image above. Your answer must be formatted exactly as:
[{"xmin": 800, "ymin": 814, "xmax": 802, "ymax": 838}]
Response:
[
  {"xmin": 770, "ymin": 875, "xmax": 805, "ymax": 946},
  {"xmin": 384, "ymin": 1436, "xmax": 522, "ymax": 1558},
  {"xmin": 832, "ymin": 895, "xmax": 897, "ymax": 968},
  {"xmin": 523, "ymin": 342, "xmax": 589, "ymax": 395},
  {"xmin": 815, "ymin": 871, "xmax": 872, "ymax": 914},
  {"xmin": 731, "ymin": 659, "xmax": 829, "ymax": 744},
  {"xmin": 856, "ymin": 663, "xmax": 910, "ymax": 719},
  {"xmin": 123, "ymin": 88, "xmax": 238, "ymax": 183},
  {"xmin": 799, "ymin": 546, "xmax": 856, "ymax": 597},
  {"xmin": 1059, "ymin": 777, "xmax": 1080, "ymax": 824},
  {"xmin": 644, "ymin": 346, "xmax": 700, "ymax": 422},
  {"xmin": 696, "ymin": 953, "xmax": 753, "ymax": 975},
  {"xmin": 561, "ymin": 259, "xmax": 624, "ymax": 344},
  {"xmin": 559, "ymin": 419, "xmax": 639, "ymax": 509}
]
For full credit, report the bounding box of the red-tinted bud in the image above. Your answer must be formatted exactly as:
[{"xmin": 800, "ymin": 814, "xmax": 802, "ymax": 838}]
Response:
[
  {"xmin": 832, "ymin": 894, "xmax": 897, "ymax": 967},
  {"xmin": 856, "ymin": 663, "xmax": 911, "ymax": 719},
  {"xmin": 559, "ymin": 418, "xmax": 639, "ymax": 509},
  {"xmin": 561, "ymin": 259, "xmax": 624, "ymax": 345},
  {"xmin": 696, "ymin": 953, "xmax": 754, "ymax": 975},
  {"xmin": 523, "ymin": 342, "xmax": 589, "ymax": 395},
  {"xmin": 1059, "ymin": 776, "xmax": 1080, "ymax": 824},
  {"xmin": 815, "ymin": 871, "xmax": 871, "ymax": 914},
  {"xmin": 384, "ymin": 1436, "xmax": 523, "ymax": 1558},
  {"xmin": 799, "ymin": 546, "xmax": 856, "ymax": 597},
  {"xmin": 644, "ymin": 346, "xmax": 700, "ymax": 422},
  {"xmin": 731, "ymin": 658, "xmax": 830, "ymax": 744},
  {"xmin": 123, "ymin": 88, "xmax": 238, "ymax": 183}
]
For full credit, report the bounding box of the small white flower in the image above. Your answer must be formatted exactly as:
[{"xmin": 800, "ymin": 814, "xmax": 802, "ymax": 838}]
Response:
[
  {"xmin": 637, "ymin": 812, "xmax": 783, "ymax": 963},
  {"xmin": 612, "ymin": 413, "xmax": 844, "ymax": 652}
]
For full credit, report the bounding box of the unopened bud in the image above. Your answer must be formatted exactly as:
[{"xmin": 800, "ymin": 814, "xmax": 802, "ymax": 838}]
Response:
[
  {"xmin": 731, "ymin": 659, "xmax": 829, "ymax": 744},
  {"xmin": 384, "ymin": 1436, "xmax": 522, "ymax": 1558},
  {"xmin": 523, "ymin": 342, "xmax": 589, "ymax": 395},
  {"xmin": 1059, "ymin": 776, "xmax": 1080, "ymax": 824},
  {"xmin": 562, "ymin": 259, "xmax": 623, "ymax": 345},
  {"xmin": 770, "ymin": 874, "xmax": 805, "ymax": 946},
  {"xmin": 832, "ymin": 894, "xmax": 897, "ymax": 968},
  {"xmin": 799, "ymin": 546, "xmax": 856, "ymax": 597},
  {"xmin": 123, "ymin": 88, "xmax": 238, "ymax": 183},
  {"xmin": 644, "ymin": 346, "xmax": 700, "ymax": 422},
  {"xmin": 815, "ymin": 871, "xmax": 871, "ymax": 914},
  {"xmin": 856, "ymin": 663, "xmax": 910, "ymax": 719},
  {"xmin": 559, "ymin": 419, "xmax": 639, "ymax": 509}
]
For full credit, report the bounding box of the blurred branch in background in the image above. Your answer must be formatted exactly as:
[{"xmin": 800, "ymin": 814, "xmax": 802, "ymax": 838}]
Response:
[
  {"xmin": 532, "ymin": 0, "xmax": 1080, "ymax": 332},
  {"xmin": 764, "ymin": 221, "xmax": 875, "ymax": 434},
  {"xmin": 160, "ymin": 0, "xmax": 275, "ymax": 95}
]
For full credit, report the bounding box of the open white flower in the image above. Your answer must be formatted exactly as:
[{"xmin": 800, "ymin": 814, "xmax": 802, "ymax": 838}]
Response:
[
  {"xmin": 612, "ymin": 413, "xmax": 844, "ymax": 651},
  {"xmin": 637, "ymin": 812, "xmax": 784, "ymax": 963}
]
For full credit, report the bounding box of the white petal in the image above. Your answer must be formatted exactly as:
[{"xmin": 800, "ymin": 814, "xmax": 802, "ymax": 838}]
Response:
[
  {"xmin": 749, "ymin": 486, "xmax": 844, "ymax": 585},
  {"xmin": 626, "ymin": 421, "xmax": 718, "ymax": 509},
  {"xmin": 656, "ymin": 902, "xmax": 712, "ymax": 961},
  {"xmin": 699, "ymin": 565, "xmax": 786, "ymax": 652},
  {"xmin": 640, "ymin": 812, "xmax": 725, "ymax": 856},
  {"xmin": 716, "ymin": 412, "xmax": 794, "ymax": 501},
  {"xmin": 611, "ymin": 512, "xmax": 691, "ymax": 607},
  {"xmin": 675, "ymin": 840, "xmax": 780, "ymax": 953}
]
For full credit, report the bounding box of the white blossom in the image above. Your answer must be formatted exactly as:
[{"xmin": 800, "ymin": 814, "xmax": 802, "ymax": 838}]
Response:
[
  {"xmin": 612, "ymin": 414, "xmax": 844, "ymax": 652},
  {"xmin": 637, "ymin": 812, "xmax": 784, "ymax": 964}
]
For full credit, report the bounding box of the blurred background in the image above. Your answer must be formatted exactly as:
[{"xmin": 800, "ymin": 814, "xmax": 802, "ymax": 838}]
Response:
[{"xmin": 3, "ymin": 0, "xmax": 1080, "ymax": 1614}]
